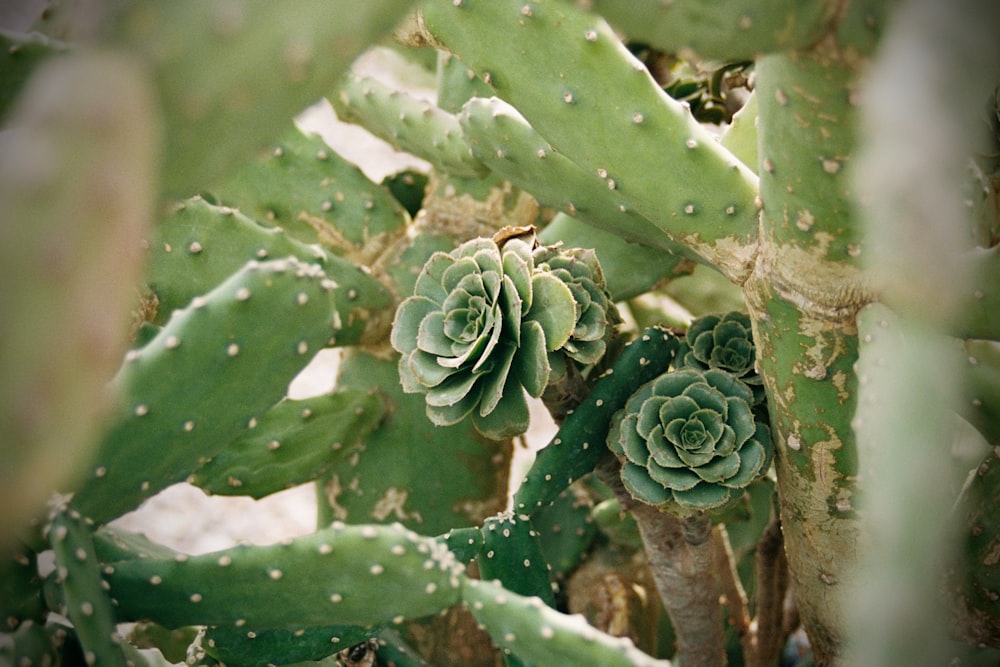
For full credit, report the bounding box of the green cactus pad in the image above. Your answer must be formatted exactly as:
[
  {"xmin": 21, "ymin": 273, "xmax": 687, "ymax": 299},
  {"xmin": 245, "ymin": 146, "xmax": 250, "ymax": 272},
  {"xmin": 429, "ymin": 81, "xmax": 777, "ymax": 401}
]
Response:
[
  {"xmin": 211, "ymin": 126, "xmax": 409, "ymax": 252},
  {"xmin": 331, "ymin": 72, "xmax": 488, "ymax": 179},
  {"xmin": 512, "ymin": 327, "xmax": 680, "ymax": 514},
  {"xmin": 110, "ymin": 0, "xmax": 416, "ymax": 195},
  {"xmin": 0, "ymin": 542, "xmax": 45, "ymax": 627},
  {"xmin": 317, "ymin": 350, "xmax": 510, "ymax": 535},
  {"xmin": 589, "ymin": 0, "xmax": 834, "ymax": 60},
  {"xmin": 70, "ymin": 258, "xmax": 341, "ymax": 525},
  {"xmin": 203, "ymin": 623, "xmax": 379, "ymax": 667},
  {"xmin": 720, "ymin": 91, "xmax": 759, "ymax": 174},
  {"xmin": 190, "ymin": 389, "xmax": 386, "ymax": 499},
  {"xmin": 372, "ymin": 628, "xmax": 432, "ymax": 667},
  {"xmin": 460, "ymin": 96, "xmax": 683, "ymax": 257},
  {"xmin": 438, "ymin": 527, "xmax": 486, "ymax": 565},
  {"xmin": 964, "ymin": 339, "xmax": 1000, "ymax": 447},
  {"xmin": 92, "ymin": 526, "xmax": 179, "ymax": 563},
  {"xmin": 461, "ymin": 579, "xmax": 671, "ymax": 667},
  {"xmin": 47, "ymin": 503, "xmax": 128, "ymax": 667},
  {"xmin": 539, "ymin": 213, "xmax": 695, "ymax": 302},
  {"xmin": 436, "ymin": 50, "xmax": 495, "ymax": 114},
  {"xmin": 531, "ymin": 485, "xmax": 597, "ymax": 576},
  {"xmin": 0, "ymin": 620, "xmax": 62, "ymax": 667},
  {"xmin": 104, "ymin": 522, "xmax": 465, "ymax": 629},
  {"xmin": 148, "ymin": 196, "xmax": 394, "ymax": 346},
  {"xmin": 957, "ymin": 246, "xmax": 1000, "ymax": 341},
  {"xmin": 478, "ymin": 513, "xmax": 556, "ymax": 607},
  {"xmin": 421, "ymin": 0, "xmax": 760, "ymax": 281}
]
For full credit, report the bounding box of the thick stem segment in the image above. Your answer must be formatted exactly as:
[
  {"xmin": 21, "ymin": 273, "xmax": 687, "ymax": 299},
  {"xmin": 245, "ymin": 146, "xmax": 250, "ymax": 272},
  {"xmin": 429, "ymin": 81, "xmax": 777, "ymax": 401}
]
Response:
[
  {"xmin": 744, "ymin": 22, "xmax": 879, "ymax": 663},
  {"xmin": 597, "ymin": 457, "xmax": 725, "ymax": 667}
]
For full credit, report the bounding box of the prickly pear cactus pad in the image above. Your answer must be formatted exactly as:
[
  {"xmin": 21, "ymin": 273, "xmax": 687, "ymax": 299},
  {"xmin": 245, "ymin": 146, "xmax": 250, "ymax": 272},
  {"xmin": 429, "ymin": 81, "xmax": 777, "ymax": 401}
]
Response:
[
  {"xmin": 69, "ymin": 258, "xmax": 342, "ymax": 525},
  {"xmin": 103, "ymin": 522, "xmax": 465, "ymax": 630},
  {"xmin": 607, "ymin": 368, "xmax": 772, "ymax": 514},
  {"xmin": 390, "ymin": 233, "xmax": 579, "ymax": 439}
]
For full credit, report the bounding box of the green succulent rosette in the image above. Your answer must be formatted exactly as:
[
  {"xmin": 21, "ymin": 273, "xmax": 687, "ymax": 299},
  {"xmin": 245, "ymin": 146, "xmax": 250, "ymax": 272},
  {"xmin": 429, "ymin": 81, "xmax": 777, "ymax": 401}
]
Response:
[
  {"xmin": 607, "ymin": 368, "xmax": 772, "ymax": 514},
  {"xmin": 532, "ymin": 244, "xmax": 621, "ymax": 377},
  {"xmin": 677, "ymin": 311, "xmax": 764, "ymax": 403},
  {"xmin": 391, "ymin": 236, "xmax": 577, "ymax": 439}
]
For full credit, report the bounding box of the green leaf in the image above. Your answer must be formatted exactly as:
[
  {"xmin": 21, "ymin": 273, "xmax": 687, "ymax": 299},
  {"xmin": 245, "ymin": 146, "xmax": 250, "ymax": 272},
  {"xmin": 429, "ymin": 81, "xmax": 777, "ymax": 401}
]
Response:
[
  {"xmin": 527, "ymin": 272, "xmax": 576, "ymax": 351},
  {"xmin": 672, "ymin": 483, "xmax": 733, "ymax": 511},
  {"xmin": 478, "ymin": 342, "xmax": 517, "ymax": 415},
  {"xmin": 646, "ymin": 460, "xmax": 702, "ymax": 491},
  {"xmin": 692, "ymin": 452, "xmax": 742, "ymax": 483},
  {"xmin": 515, "ymin": 320, "xmax": 551, "ymax": 398},
  {"xmin": 621, "ymin": 462, "xmax": 672, "ymax": 506},
  {"xmin": 473, "ymin": 385, "xmax": 530, "ymax": 440},
  {"xmin": 721, "ymin": 440, "xmax": 768, "ymax": 489},
  {"xmin": 391, "ymin": 296, "xmax": 438, "ymax": 353}
]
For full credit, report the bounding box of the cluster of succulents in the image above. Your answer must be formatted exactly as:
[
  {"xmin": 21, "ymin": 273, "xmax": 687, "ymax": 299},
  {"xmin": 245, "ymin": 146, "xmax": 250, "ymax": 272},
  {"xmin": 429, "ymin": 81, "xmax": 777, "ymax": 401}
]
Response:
[
  {"xmin": 391, "ymin": 229, "xmax": 619, "ymax": 438},
  {"xmin": 603, "ymin": 312, "xmax": 771, "ymax": 515}
]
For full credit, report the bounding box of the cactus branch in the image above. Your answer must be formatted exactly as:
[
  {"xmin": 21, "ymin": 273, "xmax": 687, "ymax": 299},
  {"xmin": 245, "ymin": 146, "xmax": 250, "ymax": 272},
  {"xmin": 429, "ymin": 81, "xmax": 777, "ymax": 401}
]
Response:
[
  {"xmin": 104, "ymin": 522, "xmax": 465, "ymax": 629},
  {"xmin": 459, "ymin": 96, "xmax": 690, "ymax": 257},
  {"xmin": 461, "ymin": 578, "xmax": 671, "ymax": 667},
  {"xmin": 749, "ymin": 517, "xmax": 790, "ymax": 667},
  {"xmin": 110, "ymin": 0, "xmax": 417, "ymax": 195},
  {"xmin": 419, "ymin": 0, "xmax": 761, "ymax": 282},
  {"xmin": 47, "ymin": 502, "xmax": 128, "ymax": 667},
  {"xmin": 589, "ymin": 0, "xmax": 837, "ymax": 60},
  {"xmin": 70, "ymin": 258, "xmax": 343, "ymax": 526},
  {"xmin": 331, "ymin": 71, "xmax": 489, "ymax": 179}
]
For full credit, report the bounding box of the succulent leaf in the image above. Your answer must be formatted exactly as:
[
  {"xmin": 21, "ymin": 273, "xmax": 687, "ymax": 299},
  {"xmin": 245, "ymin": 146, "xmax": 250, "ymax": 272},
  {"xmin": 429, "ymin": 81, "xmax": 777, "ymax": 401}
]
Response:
[
  {"xmin": 532, "ymin": 244, "xmax": 622, "ymax": 372},
  {"xmin": 608, "ymin": 368, "xmax": 772, "ymax": 515}
]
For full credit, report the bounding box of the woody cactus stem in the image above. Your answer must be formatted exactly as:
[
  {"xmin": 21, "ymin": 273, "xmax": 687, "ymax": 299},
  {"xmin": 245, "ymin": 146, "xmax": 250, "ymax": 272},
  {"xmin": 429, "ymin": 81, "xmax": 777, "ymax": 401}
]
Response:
[
  {"xmin": 595, "ymin": 457, "xmax": 725, "ymax": 667},
  {"xmin": 743, "ymin": 9, "xmax": 882, "ymax": 662}
]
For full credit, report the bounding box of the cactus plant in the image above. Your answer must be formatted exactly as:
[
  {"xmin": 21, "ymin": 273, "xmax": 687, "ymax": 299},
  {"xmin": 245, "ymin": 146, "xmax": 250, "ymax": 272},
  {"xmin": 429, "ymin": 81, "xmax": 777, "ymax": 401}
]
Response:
[{"xmin": 3, "ymin": 0, "xmax": 1000, "ymax": 666}]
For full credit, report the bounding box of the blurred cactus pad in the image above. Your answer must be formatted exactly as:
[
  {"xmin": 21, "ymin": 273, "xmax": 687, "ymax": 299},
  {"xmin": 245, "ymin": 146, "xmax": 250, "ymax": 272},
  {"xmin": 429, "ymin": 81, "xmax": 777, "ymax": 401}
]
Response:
[{"xmin": 2, "ymin": 1, "xmax": 999, "ymax": 666}]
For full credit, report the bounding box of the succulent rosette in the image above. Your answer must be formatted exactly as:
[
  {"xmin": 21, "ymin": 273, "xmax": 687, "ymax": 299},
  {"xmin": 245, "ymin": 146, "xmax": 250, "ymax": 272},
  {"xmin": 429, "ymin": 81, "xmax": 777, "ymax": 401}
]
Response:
[
  {"xmin": 532, "ymin": 244, "xmax": 620, "ymax": 377},
  {"xmin": 607, "ymin": 367, "xmax": 772, "ymax": 514},
  {"xmin": 391, "ymin": 236, "xmax": 577, "ymax": 439},
  {"xmin": 676, "ymin": 311, "xmax": 764, "ymax": 403}
]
